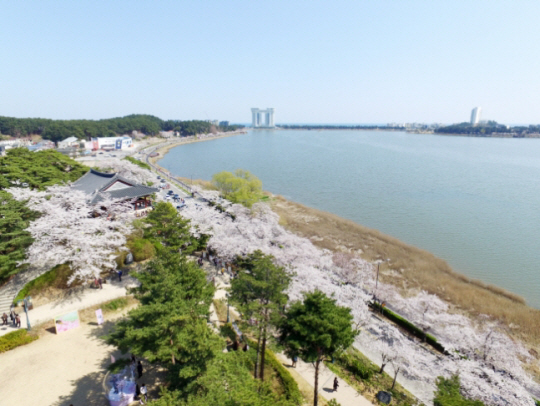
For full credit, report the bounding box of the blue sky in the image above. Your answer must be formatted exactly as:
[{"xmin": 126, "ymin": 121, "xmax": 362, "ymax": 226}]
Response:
[{"xmin": 1, "ymin": 1, "xmax": 539, "ymax": 124}]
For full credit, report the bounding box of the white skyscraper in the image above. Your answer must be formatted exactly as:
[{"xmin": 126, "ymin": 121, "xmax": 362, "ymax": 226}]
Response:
[
  {"xmin": 470, "ymin": 107, "xmax": 482, "ymax": 126},
  {"xmin": 251, "ymin": 108, "xmax": 275, "ymax": 128}
]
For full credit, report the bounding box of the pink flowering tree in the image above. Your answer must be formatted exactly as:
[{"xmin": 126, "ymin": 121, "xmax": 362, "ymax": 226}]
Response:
[
  {"xmin": 177, "ymin": 194, "xmax": 539, "ymax": 405},
  {"xmin": 93, "ymin": 158, "xmax": 155, "ymax": 185},
  {"xmin": 9, "ymin": 185, "xmax": 133, "ymax": 284}
]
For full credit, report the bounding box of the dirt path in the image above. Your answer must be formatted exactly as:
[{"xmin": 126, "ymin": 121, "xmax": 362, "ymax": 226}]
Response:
[
  {"xmin": 0, "ymin": 302, "xmax": 164, "ymax": 406},
  {"xmin": 0, "ymin": 276, "xmax": 139, "ymax": 337}
]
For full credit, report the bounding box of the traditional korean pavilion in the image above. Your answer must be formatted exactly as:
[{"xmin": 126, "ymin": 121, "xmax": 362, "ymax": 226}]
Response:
[{"xmin": 72, "ymin": 169, "xmax": 158, "ymax": 211}]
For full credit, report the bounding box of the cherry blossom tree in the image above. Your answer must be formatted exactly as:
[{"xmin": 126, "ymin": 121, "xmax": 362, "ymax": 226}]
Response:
[
  {"xmin": 93, "ymin": 158, "xmax": 155, "ymax": 185},
  {"xmin": 177, "ymin": 193, "xmax": 539, "ymax": 406},
  {"xmin": 9, "ymin": 185, "xmax": 133, "ymax": 283}
]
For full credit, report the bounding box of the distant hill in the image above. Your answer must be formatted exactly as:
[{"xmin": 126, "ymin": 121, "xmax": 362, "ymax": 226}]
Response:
[{"xmin": 0, "ymin": 114, "xmax": 243, "ymax": 142}]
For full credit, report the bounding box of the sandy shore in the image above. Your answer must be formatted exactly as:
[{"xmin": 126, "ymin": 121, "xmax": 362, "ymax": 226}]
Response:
[
  {"xmin": 148, "ymin": 130, "xmax": 247, "ymax": 166},
  {"xmin": 152, "ymin": 133, "xmax": 540, "ymax": 350}
]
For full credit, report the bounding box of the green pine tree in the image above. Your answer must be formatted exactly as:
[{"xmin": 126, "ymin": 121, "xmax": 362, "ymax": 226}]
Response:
[
  {"xmin": 143, "ymin": 202, "xmax": 200, "ymax": 254},
  {"xmin": 107, "ymin": 253, "xmax": 221, "ymax": 389},
  {"xmin": 279, "ymin": 290, "xmax": 358, "ymax": 406},
  {"xmin": 231, "ymin": 250, "xmax": 291, "ymax": 381}
]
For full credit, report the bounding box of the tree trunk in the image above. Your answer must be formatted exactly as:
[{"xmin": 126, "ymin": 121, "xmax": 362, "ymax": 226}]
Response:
[
  {"xmin": 313, "ymin": 356, "xmax": 320, "ymax": 406},
  {"xmin": 259, "ymin": 307, "xmax": 269, "ymax": 381},
  {"xmin": 171, "ymin": 338, "xmax": 176, "ymax": 365},
  {"xmin": 254, "ymin": 324, "xmax": 263, "ymax": 378},
  {"xmin": 391, "ymin": 367, "xmax": 400, "ymax": 389},
  {"xmin": 379, "ymin": 363, "xmax": 386, "ymax": 374},
  {"xmin": 259, "ymin": 325, "xmax": 267, "ymax": 381}
]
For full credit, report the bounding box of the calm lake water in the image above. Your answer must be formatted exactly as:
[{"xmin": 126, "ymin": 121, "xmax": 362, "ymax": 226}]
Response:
[{"xmin": 159, "ymin": 130, "xmax": 540, "ymax": 308}]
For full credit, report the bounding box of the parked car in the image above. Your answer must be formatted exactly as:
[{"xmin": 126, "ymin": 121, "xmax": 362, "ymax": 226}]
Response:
[
  {"xmin": 160, "ymin": 179, "xmax": 166, "ymax": 183},
  {"xmin": 157, "ymin": 176, "xmax": 161, "ymax": 179},
  {"xmin": 167, "ymin": 190, "xmax": 174, "ymax": 195}
]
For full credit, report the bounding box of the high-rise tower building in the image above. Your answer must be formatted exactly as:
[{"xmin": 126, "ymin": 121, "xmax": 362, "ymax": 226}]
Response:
[
  {"xmin": 470, "ymin": 107, "xmax": 482, "ymax": 126},
  {"xmin": 251, "ymin": 108, "xmax": 275, "ymax": 128}
]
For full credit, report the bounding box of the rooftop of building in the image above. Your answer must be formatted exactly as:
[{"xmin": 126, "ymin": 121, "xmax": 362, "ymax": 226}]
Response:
[{"xmin": 72, "ymin": 168, "xmax": 158, "ymax": 204}]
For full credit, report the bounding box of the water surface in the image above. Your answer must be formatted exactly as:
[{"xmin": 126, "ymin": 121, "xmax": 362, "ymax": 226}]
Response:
[{"xmin": 159, "ymin": 130, "xmax": 540, "ymax": 307}]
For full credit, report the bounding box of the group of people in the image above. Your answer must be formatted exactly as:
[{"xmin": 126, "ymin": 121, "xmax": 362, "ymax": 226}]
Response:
[
  {"xmin": 134, "ymin": 210, "xmax": 149, "ymax": 218},
  {"xmin": 2, "ymin": 308, "xmax": 21, "ymax": 328},
  {"xmin": 130, "ymin": 354, "xmax": 147, "ymax": 405}
]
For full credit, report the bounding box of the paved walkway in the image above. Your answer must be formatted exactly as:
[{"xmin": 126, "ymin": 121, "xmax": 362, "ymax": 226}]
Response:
[
  {"xmin": 275, "ymin": 353, "xmax": 373, "ymax": 406},
  {"xmin": 203, "ymin": 259, "xmax": 373, "ymax": 406},
  {"xmin": 0, "ymin": 276, "xmax": 138, "ymax": 336}
]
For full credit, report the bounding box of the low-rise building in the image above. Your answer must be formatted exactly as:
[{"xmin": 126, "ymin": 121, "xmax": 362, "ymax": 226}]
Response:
[
  {"xmin": 57, "ymin": 136, "xmax": 79, "ymax": 149},
  {"xmin": 86, "ymin": 136, "xmax": 133, "ymax": 151},
  {"xmin": 56, "ymin": 147, "xmax": 81, "ymax": 158},
  {"xmin": 27, "ymin": 140, "xmax": 56, "ymax": 151}
]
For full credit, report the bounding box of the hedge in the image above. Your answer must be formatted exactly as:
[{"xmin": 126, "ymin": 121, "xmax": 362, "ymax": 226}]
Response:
[
  {"xmin": 124, "ymin": 156, "xmax": 151, "ymax": 170},
  {"xmin": 0, "ymin": 329, "xmax": 39, "ymax": 353},
  {"xmin": 127, "ymin": 238, "xmax": 156, "ymax": 262},
  {"xmin": 14, "ymin": 264, "xmax": 72, "ymax": 304},
  {"xmin": 102, "ymin": 298, "xmax": 129, "ymax": 312},
  {"xmin": 264, "ymin": 348, "xmax": 303, "ymax": 405},
  {"xmin": 370, "ymin": 302, "xmax": 446, "ymax": 354},
  {"xmin": 245, "ymin": 337, "xmax": 303, "ymax": 405},
  {"xmin": 335, "ymin": 352, "xmax": 374, "ymax": 380}
]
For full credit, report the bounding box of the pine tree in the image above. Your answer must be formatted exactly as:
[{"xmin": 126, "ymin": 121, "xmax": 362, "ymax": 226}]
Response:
[
  {"xmin": 279, "ymin": 290, "xmax": 358, "ymax": 406},
  {"xmin": 107, "ymin": 253, "xmax": 221, "ymax": 389},
  {"xmin": 143, "ymin": 202, "xmax": 200, "ymax": 254},
  {"xmin": 230, "ymin": 250, "xmax": 291, "ymax": 380}
]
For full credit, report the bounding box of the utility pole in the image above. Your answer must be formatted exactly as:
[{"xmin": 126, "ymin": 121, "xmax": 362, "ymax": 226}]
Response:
[{"xmin": 23, "ymin": 297, "xmax": 31, "ymax": 331}]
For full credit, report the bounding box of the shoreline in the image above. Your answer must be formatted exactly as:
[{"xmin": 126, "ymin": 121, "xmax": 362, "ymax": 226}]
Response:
[
  {"xmin": 153, "ymin": 134, "xmax": 540, "ymax": 346},
  {"xmin": 149, "ymin": 130, "xmax": 247, "ymax": 166}
]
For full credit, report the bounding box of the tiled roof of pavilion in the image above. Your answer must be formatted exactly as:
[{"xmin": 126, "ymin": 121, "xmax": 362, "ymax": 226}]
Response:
[{"xmin": 72, "ymin": 169, "xmax": 158, "ymax": 204}]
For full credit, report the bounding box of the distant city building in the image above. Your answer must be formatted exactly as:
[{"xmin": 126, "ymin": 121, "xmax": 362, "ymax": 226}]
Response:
[
  {"xmin": 471, "ymin": 107, "xmax": 482, "ymax": 126},
  {"xmin": 0, "ymin": 138, "xmax": 32, "ymax": 155},
  {"xmin": 85, "ymin": 136, "xmax": 133, "ymax": 151},
  {"xmin": 57, "ymin": 147, "xmax": 81, "ymax": 158},
  {"xmin": 251, "ymin": 108, "xmax": 275, "ymax": 128},
  {"xmin": 57, "ymin": 136, "xmax": 79, "ymax": 149},
  {"xmin": 27, "ymin": 140, "xmax": 55, "ymax": 152},
  {"xmin": 219, "ymin": 121, "xmax": 230, "ymax": 127}
]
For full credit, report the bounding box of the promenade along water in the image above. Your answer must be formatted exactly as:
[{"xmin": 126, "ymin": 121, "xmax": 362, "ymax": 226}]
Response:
[{"xmin": 159, "ymin": 129, "xmax": 540, "ymax": 308}]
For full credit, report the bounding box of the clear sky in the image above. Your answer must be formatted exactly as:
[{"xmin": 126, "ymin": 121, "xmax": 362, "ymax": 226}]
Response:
[{"xmin": 1, "ymin": 1, "xmax": 539, "ymax": 124}]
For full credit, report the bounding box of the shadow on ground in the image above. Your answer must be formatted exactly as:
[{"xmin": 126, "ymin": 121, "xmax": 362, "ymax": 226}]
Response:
[
  {"xmin": 322, "ymin": 387, "xmax": 336, "ymax": 393},
  {"xmin": 52, "ymin": 321, "xmax": 166, "ymax": 405}
]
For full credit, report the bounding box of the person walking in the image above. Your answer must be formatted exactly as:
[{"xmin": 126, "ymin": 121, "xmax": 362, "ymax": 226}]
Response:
[
  {"xmin": 333, "ymin": 377, "xmax": 339, "ymax": 392},
  {"xmin": 1, "ymin": 313, "xmax": 7, "ymax": 325},
  {"xmin": 15, "ymin": 314, "xmax": 21, "ymax": 328},
  {"xmin": 139, "ymin": 383, "xmax": 147, "ymax": 404},
  {"xmin": 292, "ymin": 355, "xmax": 298, "ymax": 368},
  {"xmin": 117, "ymin": 270, "xmax": 123, "ymax": 282},
  {"xmin": 10, "ymin": 308, "xmax": 16, "ymax": 325},
  {"xmin": 98, "ymin": 277, "xmax": 103, "ymax": 289},
  {"xmin": 137, "ymin": 360, "xmax": 143, "ymax": 379}
]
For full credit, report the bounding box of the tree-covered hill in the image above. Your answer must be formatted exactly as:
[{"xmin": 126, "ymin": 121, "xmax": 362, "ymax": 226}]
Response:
[{"xmin": 0, "ymin": 114, "xmax": 243, "ymax": 142}]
